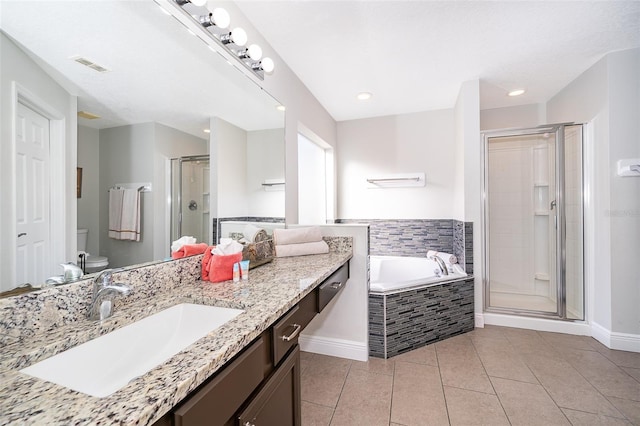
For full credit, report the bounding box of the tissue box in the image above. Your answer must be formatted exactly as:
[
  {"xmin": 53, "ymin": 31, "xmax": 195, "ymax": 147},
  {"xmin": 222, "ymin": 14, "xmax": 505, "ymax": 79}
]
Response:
[{"xmin": 242, "ymin": 239, "xmax": 274, "ymax": 269}]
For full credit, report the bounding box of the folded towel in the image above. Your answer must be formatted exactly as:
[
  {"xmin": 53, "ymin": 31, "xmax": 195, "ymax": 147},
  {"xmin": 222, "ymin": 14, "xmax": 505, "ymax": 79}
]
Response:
[
  {"xmin": 427, "ymin": 250, "xmax": 458, "ymax": 265},
  {"xmin": 203, "ymin": 252, "xmax": 243, "ymax": 283},
  {"xmin": 275, "ymin": 241, "xmax": 329, "ymax": 258},
  {"xmin": 171, "ymin": 236, "xmax": 197, "ymax": 253},
  {"xmin": 273, "ymin": 227, "xmax": 323, "ymax": 246},
  {"xmin": 108, "ymin": 188, "xmax": 141, "ymax": 241},
  {"xmin": 201, "ymin": 246, "xmax": 215, "ymax": 281},
  {"xmin": 172, "ymin": 243, "xmax": 209, "ymax": 259}
]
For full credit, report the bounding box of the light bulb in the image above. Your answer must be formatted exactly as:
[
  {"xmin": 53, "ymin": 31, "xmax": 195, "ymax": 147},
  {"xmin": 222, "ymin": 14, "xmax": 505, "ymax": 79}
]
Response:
[
  {"xmin": 261, "ymin": 57, "xmax": 274, "ymax": 74},
  {"xmin": 247, "ymin": 44, "xmax": 263, "ymax": 61},
  {"xmin": 190, "ymin": 0, "xmax": 207, "ymax": 6},
  {"xmin": 211, "ymin": 8, "xmax": 230, "ymax": 29},
  {"xmin": 230, "ymin": 27, "xmax": 247, "ymax": 46}
]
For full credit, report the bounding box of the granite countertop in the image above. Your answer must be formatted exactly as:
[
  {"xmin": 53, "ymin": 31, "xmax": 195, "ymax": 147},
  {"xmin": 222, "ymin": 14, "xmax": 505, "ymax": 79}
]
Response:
[{"xmin": 0, "ymin": 250, "xmax": 351, "ymax": 425}]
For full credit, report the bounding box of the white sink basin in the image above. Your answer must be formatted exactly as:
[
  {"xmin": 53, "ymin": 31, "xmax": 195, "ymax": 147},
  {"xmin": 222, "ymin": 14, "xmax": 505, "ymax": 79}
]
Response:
[{"xmin": 20, "ymin": 303, "xmax": 243, "ymax": 397}]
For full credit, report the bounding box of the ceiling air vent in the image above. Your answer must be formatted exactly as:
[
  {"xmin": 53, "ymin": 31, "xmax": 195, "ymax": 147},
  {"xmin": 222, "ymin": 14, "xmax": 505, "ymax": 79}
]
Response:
[{"xmin": 70, "ymin": 56, "xmax": 110, "ymax": 73}]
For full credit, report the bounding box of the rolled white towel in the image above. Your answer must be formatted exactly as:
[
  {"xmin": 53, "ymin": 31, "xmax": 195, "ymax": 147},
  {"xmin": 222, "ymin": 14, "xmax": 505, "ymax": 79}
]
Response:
[
  {"xmin": 171, "ymin": 236, "xmax": 196, "ymax": 253},
  {"xmin": 427, "ymin": 250, "xmax": 458, "ymax": 265},
  {"xmin": 275, "ymin": 241, "xmax": 329, "ymax": 258},
  {"xmin": 242, "ymin": 224, "xmax": 263, "ymax": 243},
  {"xmin": 273, "ymin": 227, "xmax": 323, "ymax": 246}
]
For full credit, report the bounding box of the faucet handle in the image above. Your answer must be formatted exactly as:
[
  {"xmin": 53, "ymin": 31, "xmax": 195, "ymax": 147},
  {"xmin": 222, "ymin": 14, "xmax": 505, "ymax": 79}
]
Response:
[{"xmin": 93, "ymin": 269, "xmax": 113, "ymax": 290}]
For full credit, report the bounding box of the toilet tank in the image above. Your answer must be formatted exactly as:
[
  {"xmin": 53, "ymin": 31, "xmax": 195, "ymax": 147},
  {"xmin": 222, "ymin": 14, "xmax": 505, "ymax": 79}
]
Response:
[{"xmin": 77, "ymin": 228, "xmax": 88, "ymax": 252}]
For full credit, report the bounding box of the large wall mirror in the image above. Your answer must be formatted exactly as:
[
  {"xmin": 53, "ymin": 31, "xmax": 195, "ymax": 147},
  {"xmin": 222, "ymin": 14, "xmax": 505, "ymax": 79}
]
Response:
[{"xmin": 0, "ymin": 1, "xmax": 284, "ymax": 294}]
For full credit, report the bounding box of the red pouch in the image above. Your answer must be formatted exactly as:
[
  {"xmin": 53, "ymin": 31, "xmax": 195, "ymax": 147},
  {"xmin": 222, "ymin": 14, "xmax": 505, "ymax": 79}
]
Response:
[{"xmin": 206, "ymin": 252, "xmax": 242, "ymax": 283}]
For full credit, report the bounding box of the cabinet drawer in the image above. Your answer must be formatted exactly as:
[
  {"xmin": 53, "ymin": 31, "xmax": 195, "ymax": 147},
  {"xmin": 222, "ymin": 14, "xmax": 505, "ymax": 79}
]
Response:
[
  {"xmin": 318, "ymin": 262, "xmax": 349, "ymax": 312},
  {"xmin": 173, "ymin": 335, "xmax": 266, "ymax": 426},
  {"xmin": 272, "ymin": 291, "xmax": 315, "ymax": 365},
  {"xmin": 237, "ymin": 345, "xmax": 301, "ymax": 426}
]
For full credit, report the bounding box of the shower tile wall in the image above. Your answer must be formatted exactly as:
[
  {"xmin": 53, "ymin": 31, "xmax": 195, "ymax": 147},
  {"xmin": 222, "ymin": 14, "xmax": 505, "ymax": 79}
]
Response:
[{"xmin": 338, "ymin": 219, "xmax": 473, "ymax": 273}]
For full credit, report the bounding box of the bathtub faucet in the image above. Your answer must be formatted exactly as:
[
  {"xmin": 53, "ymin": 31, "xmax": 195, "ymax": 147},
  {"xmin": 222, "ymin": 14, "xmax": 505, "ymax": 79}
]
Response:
[{"xmin": 430, "ymin": 255, "xmax": 449, "ymax": 276}]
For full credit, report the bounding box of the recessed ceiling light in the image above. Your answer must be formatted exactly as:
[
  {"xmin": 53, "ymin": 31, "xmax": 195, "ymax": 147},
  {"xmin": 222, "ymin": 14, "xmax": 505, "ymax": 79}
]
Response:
[
  {"xmin": 508, "ymin": 89, "xmax": 525, "ymax": 97},
  {"xmin": 276, "ymin": 105, "xmax": 286, "ymax": 112},
  {"xmin": 357, "ymin": 92, "xmax": 372, "ymax": 101},
  {"xmin": 203, "ymin": 129, "xmax": 210, "ymax": 133}
]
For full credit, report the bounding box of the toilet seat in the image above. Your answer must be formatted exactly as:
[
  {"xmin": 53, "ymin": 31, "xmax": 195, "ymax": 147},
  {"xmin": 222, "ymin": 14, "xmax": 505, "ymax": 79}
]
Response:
[{"xmin": 86, "ymin": 255, "xmax": 109, "ymax": 268}]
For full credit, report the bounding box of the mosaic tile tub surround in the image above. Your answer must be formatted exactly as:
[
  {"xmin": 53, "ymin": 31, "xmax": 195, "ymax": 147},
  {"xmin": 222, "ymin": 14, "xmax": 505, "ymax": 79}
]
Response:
[
  {"xmin": 369, "ymin": 277, "xmax": 475, "ymax": 358},
  {"xmin": 336, "ymin": 219, "xmax": 473, "ymax": 273}
]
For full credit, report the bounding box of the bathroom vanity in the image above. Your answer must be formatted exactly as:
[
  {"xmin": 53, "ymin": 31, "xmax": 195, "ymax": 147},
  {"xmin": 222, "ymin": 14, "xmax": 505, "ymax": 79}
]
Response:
[{"xmin": 0, "ymin": 245, "xmax": 351, "ymax": 425}]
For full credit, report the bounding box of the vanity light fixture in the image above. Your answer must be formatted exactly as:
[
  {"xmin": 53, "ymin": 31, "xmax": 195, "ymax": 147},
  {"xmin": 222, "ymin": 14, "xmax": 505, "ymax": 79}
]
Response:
[
  {"xmin": 508, "ymin": 89, "xmax": 525, "ymax": 97},
  {"xmin": 357, "ymin": 92, "xmax": 372, "ymax": 101},
  {"xmin": 220, "ymin": 27, "xmax": 247, "ymax": 47},
  {"xmin": 169, "ymin": 0, "xmax": 274, "ymax": 79},
  {"xmin": 197, "ymin": 8, "xmax": 230, "ymax": 29}
]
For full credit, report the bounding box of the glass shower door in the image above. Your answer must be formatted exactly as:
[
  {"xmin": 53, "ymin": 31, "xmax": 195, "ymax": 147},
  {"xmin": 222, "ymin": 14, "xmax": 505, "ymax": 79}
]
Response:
[
  {"xmin": 483, "ymin": 124, "xmax": 584, "ymax": 320},
  {"xmin": 170, "ymin": 155, "xmax": 211, "ymax": 246}
]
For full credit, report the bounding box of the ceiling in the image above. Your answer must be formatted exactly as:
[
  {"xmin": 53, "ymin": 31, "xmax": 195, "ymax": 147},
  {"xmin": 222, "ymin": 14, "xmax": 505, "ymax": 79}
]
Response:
[{"xmin": 235, "ymin": 0, "xmax": 640, "ymax": 121}]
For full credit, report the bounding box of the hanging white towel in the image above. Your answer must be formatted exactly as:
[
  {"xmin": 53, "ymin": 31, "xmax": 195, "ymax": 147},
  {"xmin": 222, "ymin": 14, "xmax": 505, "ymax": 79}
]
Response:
[{"xmin": 109, "ymin": 188, "xmax": 141, "ymax": 241}]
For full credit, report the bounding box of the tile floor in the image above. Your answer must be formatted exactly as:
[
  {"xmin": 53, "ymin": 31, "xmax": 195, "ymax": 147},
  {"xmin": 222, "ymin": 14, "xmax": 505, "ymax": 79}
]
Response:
[{"xmin": 300, "ymin": 325, "xmax": 640, "ymax": 425}]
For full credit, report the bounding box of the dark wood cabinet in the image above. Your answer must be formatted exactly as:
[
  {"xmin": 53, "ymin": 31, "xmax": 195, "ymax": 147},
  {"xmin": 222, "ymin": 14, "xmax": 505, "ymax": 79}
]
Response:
[
  {"xmin": 237, "ymin": 345, "xmax": 301, "ymax": 426},
  {"xmin": 153, "ymin": 260, "xmax": 348, "ymax": 426}
]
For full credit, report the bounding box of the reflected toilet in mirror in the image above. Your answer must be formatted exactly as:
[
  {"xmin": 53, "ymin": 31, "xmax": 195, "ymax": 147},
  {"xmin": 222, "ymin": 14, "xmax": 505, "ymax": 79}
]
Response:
[{"xmin": 77, "ymin": 229, "xmax": 109, "ymax": 274}]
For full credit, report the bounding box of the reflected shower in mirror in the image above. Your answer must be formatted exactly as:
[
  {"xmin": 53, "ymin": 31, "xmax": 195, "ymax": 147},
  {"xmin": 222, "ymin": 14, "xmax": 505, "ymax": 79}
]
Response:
[{"xmin": 0, "ymin": 1, "xmax": 284, "ymax": 294}]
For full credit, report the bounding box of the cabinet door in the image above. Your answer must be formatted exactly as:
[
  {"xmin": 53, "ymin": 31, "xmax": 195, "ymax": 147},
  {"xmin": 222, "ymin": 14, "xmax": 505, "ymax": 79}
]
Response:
[{"xmin": 238, "ymin": 345, "xmax": 301, "ymax": 426}]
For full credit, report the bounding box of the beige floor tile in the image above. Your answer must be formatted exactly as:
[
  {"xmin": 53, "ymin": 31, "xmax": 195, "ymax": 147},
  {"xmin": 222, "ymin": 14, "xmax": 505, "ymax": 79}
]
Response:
[
  {"xmin": 491, "ymin": 377, "xmax": 570, "ymax": 425},
  {"xmin": 391, "ymin": 343, "xmax": 438, "ymax": 367},
  {"xmin": 607, "ymin": 396, "xmax": 640, "ymax": 425},
  {"xmin": 351, "ymin": 356, "xmax": 395, "ymax": 376},
  {"xmin": 539, "ymin": 331, "xmax": 599, "ymax": 352},
  {"xmin": 301, "ymin": 351, "xmax": 316, "ymax": 375},
  {"xmin": 467, "ymin": 325, "xmax": 508, "ymax": 340},
  {"xmin": 560, "ymin": 349, "xmax": 640, "ymax": 402},
  {"xmin": 391, "ymin": 361, "xmax": 449, "ymax": 425},
  {"xmin": 594, "ymin": 347, "xmax": 640, "ymax": 369},
  {"xmin": 523, "ymin": 352, "xmax": 624, "ymax": 418},
  {"xmin": 472, "ymin": 336, "xmax": 539, "ymax": 384},
  {"xmin": 444, "ymin": 386, "xmax": 509, "ymax": 426},
  {"xmin": 561, "ymin": 408, "xmax": 632, "ymax": 425},
  {"xmin": 436, "ymin": 336, "xmax": 494, "ymax": 394},
  {"xmin": 301, "ymin": 354, "xmax": 352, "ymax": 408},
  {"xmin": 623, "ymin": 367, "xmax": 640, "ymax": 382},
  {"xmin": 302, "ymin": 401, "xmax": 334, "ymax": 426},
  {"xmin": 330, "ymin": 368, "xmax": 392, "ymax": 426},
  {"xmin": 502, "ymin": 327, "xmax": 562, "ymax": 358}
]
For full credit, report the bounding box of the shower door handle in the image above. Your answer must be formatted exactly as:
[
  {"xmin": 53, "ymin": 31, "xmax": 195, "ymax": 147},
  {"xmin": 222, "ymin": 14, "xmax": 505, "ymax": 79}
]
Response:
[{"xmin": 550, "ymin": 200, "xmax": 556, "ymax": 210}]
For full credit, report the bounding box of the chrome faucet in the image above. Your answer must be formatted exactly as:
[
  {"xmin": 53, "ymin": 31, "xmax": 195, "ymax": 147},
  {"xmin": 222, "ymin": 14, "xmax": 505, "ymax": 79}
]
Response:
[
  {"xmin": 88, "ymin": 269, "xmax": 131, "ymax": 321},
  {"xmin": 430, "ymin": 255, "xmax": 449, "ymax": 276}
]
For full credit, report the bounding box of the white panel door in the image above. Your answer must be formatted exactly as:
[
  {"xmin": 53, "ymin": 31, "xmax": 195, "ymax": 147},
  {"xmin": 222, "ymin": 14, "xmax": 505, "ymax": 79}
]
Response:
[{"xmin": 16, "ymin": 102, "xmax": 50, "ymax": 286}]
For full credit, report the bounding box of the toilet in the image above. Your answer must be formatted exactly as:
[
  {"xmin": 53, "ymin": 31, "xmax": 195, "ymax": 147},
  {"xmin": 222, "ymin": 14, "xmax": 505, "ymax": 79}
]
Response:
[{"xmin": 77, "ymin": 228, "xmax": 109, "ymax": 273}]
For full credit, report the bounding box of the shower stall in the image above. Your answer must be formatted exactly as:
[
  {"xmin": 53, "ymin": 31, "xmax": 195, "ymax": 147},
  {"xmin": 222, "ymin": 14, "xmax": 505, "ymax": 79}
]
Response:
[
  {"xmin": 170, "ymin": 155, "xmax": 211, "ymax": 245},
  {"xmin": 482, "ymin": 124, "xmax": 584, "ymax": 320}
]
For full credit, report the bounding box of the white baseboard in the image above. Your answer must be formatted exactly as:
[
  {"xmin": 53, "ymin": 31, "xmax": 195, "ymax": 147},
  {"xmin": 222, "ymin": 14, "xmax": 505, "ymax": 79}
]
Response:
[
  {"xmin": 299, "ymin": 334, "xmax": 368, "ymax": 362},
  {"xmin": 591, "ymin": 322, "xmax": 640, "ymax": 353},
  {"xmin": 475, "ymin": 313, "xmax": 485, "ymax": 328},
  {"xmin": 483, "ymin": 312, "xmax": 592, "ymax": 335}
]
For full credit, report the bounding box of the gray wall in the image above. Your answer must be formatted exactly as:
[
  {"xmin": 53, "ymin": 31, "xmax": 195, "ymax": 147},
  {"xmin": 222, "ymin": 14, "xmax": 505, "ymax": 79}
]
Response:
[
  {"xmin": 0, "ymin": 32, "xmax": 77, "ymax": 291},
  {"xmin": 547, "ymin": 48, "xmax": 640, "ymax": 338},
  {"xmin": 77, "ymin": 126, "xmax": 100, "ymax": 257}
]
